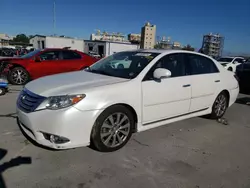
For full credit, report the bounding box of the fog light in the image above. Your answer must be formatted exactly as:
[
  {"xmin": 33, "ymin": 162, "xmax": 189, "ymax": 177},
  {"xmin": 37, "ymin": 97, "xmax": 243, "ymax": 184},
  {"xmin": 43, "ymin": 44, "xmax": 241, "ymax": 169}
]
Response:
[{"xmin": 42, "ymin": 132, "xmax": 70, "ymax": 144}]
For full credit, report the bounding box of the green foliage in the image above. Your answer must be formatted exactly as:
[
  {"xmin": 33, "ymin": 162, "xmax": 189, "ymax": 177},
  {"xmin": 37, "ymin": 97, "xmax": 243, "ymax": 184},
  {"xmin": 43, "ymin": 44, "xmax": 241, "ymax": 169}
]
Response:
[
  {"xmin": 13, "ymin": 34, "xmax": 29, "ymax": 44},
  {"xmin": 182, "ymin": 44, "xmax": 195, "ymax": 51}
]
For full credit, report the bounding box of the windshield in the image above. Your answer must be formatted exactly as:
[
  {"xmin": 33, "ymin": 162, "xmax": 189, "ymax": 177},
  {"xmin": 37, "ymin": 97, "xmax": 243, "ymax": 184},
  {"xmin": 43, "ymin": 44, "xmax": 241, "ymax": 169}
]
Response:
[
  {"xmin": 217, "ymin": 57, "xmax": 233, "ymax": 62},
  {"xmin": 86, "ymin": 51, "xmax": 159, "ymax": 79},
  {"xmin": 21, "ymin": 49, "xmax": 41, "ymax": 59}
]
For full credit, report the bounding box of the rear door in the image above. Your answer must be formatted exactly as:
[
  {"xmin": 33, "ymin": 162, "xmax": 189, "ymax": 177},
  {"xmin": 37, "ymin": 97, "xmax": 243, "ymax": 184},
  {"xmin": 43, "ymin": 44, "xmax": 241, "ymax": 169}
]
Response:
[
  {"xmin": 185, "ymin": 53, "xmax": 222, "ymax": 112},
  {"xmin": 61, "ymin": 50, "xmax": 84, "ymax": 72}
]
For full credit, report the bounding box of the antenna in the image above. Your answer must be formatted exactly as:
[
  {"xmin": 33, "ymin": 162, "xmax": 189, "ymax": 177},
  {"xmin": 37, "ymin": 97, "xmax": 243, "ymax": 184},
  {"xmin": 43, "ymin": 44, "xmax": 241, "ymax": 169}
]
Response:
[{"xmin": 53, "ymin": 1, "xmax": 56, "ymax": 36}]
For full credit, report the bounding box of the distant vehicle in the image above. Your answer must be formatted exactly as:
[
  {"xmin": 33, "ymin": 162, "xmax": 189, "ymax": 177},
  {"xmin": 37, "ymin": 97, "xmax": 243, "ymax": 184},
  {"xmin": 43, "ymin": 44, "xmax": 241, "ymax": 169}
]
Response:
[
  {"xmin": 16, "ymin": 50, "xmax": 239, "ymax": 152},
  {"xmin": 236, "ymin": 60, "xmax": 250, "ymax": 93},
  {"xmin": 0, "ymin": 48, "xmax": 98, "ymax": 85},
  {"xmin": 217, "ymin": 57, "xmax": 245, "ymax": 72}
]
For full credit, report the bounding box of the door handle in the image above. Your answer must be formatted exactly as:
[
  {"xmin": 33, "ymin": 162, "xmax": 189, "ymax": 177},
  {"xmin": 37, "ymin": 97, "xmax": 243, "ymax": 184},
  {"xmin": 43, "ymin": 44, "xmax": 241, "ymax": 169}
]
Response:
[
  {"xmin": 215, "ymin": 80, "xmax": 220, "ymax": 83},
  {"xmin": 183, "ymin": 84, "xmax": 191, "ymax": 87}
]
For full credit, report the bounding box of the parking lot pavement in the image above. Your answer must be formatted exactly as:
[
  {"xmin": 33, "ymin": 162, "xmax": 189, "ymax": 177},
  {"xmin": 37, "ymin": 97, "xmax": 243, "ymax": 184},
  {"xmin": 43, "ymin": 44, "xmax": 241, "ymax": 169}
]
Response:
[{"xmin": 1, "ymin": 86, "xmax": 250, "ymax": 188}]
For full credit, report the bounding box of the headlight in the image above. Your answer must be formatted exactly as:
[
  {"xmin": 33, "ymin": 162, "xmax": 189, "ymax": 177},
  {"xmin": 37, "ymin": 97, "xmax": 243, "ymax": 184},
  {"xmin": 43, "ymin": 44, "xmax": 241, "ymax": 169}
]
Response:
[{"xmin": 45, "ymin": 94, "xmax": 86, "ymax": 110}]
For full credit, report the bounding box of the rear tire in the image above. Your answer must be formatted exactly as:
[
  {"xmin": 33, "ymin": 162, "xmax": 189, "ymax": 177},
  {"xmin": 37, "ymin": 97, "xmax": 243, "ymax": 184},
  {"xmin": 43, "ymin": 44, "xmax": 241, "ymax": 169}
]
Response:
[
  {"xmin": 209, "ymin": 92, "xmax": 229, "ymax": 119},
  {"xmin": 91, "ymin": 105, "xmax": 134, "ymax": 152},
  {"xmin": 8, "ymin": 67, "xmax": 30, "ymax": 85}
]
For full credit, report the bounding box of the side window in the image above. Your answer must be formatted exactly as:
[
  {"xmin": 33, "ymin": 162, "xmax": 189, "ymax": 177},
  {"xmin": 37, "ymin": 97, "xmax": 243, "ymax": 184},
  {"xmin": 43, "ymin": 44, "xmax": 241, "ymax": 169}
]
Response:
[
  {"xmin": 62, "ymin": 51, "xmax": 82, "ymax": 60},
  {"xmin": 186, "ymin": 54, "xmax": 219, "ymax": 75},
  {"xmin": 39, "ymin": 51, "xmax": 60, "ymax": 61},
  {"xmin": 143, "ymin": 53, "xmax": 186, "ymax": 81}
]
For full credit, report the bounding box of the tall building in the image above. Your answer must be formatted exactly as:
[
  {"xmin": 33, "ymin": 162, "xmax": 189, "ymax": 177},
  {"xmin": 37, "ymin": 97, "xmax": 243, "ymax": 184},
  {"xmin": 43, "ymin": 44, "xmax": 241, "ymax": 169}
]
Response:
[
  {"xmin": 201, "ymin": 33, "xmax": 224, "ymax": 58},
  {"xmin": 141, "ymin": 22, "xmax": 156, "ymax": 49}
]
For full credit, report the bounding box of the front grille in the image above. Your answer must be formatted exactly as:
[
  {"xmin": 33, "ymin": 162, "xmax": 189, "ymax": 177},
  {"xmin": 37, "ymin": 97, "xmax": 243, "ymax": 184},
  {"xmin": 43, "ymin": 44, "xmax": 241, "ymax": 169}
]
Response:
[{"xmin": 17, "ymin": 88, "xmax": 46, "ymax": 113}]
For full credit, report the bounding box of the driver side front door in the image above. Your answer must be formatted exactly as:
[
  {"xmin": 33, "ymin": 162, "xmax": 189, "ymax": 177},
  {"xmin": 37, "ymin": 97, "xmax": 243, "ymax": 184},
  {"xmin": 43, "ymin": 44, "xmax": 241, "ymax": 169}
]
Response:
[
  {"xmin": 29, "ymin": 50, "xmax": 63, "ymax": 79},
  {"xmin": 141, "ymin": 53, "xmax": 191, "ymax": 125}
]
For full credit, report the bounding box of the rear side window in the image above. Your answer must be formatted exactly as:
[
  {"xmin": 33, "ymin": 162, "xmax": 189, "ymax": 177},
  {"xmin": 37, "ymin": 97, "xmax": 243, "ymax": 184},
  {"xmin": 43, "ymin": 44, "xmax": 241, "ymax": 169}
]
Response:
[
  {"xmin": 186, "ymin": 54, "xmax": 219, "ymax": 75},
  {"xmin": 62, "ymin": 51, "xmax": 82, "ymax": 60}
]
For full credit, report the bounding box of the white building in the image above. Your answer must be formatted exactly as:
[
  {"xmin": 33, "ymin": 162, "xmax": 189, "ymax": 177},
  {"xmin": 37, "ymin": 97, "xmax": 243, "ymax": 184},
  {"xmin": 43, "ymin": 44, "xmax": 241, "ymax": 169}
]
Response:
[
  {"xmin": 84, "ymin": 40, "xmax": 140, "ymax": 57},
  {"xmin": 30, "ymin": 35, "xmax": 84, "ymax": 52},
  {"xmin": 90, "ymin": 30, "xmax": 128, "ymax": 42}
]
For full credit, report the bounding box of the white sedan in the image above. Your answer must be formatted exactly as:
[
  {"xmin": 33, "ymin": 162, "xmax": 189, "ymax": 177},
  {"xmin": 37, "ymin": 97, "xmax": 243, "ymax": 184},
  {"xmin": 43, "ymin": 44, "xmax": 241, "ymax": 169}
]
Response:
[
  {"xmin": 217, "ymin": 56, "xmax": 245, "ymax": 72},
  {"xmin": 16, "ymin": 50, "xmax": 239, "ymax": 152}
]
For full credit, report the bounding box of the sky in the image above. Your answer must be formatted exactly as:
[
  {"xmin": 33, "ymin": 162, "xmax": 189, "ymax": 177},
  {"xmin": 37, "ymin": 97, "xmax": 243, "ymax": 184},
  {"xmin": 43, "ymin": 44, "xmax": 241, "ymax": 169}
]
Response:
[{"xmin": 0, "ymin": 0, "xmax": 250, "ymax": 55}]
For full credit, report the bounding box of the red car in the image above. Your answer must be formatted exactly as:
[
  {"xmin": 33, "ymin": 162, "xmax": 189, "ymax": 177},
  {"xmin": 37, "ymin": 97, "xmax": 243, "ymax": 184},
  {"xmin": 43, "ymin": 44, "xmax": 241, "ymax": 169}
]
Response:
[{"xmin": 0, "ymin": 48, "xmax": 98, "ymax": 85}]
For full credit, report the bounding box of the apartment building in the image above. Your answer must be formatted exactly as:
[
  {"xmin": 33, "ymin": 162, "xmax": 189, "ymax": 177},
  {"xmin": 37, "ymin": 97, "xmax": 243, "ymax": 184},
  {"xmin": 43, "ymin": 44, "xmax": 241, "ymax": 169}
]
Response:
[
  {"xmin": 141, "ymin": 22, "xmax": 156, "ymax": 49},
  {"xmin": 201, "ymin": 33, "xmax": 224, "ymax": 58}
]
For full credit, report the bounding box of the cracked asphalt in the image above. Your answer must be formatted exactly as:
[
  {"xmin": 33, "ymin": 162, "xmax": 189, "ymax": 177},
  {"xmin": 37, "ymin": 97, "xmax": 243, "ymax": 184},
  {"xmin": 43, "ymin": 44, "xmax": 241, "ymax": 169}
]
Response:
[{"xmin": 1, "ymin": 85, "xmax": 250, "ymax": 188}]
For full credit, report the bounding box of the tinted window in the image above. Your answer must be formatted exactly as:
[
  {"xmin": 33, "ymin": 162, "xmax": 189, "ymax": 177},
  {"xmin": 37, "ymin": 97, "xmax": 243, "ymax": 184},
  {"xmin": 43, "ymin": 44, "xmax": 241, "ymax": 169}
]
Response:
[
  {"xmin": 217, "ymin": 57, "xmax": 233, "ymax": 62},
  {"xmin": 187, "ymin": 54, "xmax": 219, "ymax": 75},
  {"xmin": 62, "ymin": 51, "xmax": 81, "ymax": 60},
  {"xmin": 39, "ymin": 51, "xmax": 60, "ymax": 61},
  {"xmin": 144, "ymin": 53, "xmax": 186, "ymax": 80}
]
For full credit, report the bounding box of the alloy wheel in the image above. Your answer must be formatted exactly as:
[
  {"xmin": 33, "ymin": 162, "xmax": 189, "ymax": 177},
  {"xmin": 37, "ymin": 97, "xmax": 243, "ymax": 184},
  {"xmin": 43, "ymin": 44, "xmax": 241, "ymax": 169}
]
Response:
[
  {"xmin": 11, "ymin": 69, "xmax": 28, "ymax": 85},
  {"xmin": 214, "ymin": 94, "xmax": 227, "ymax": 117},
  {"xmin": 100, "ymin": 112, "xmax": 130, "ymax": 148}
]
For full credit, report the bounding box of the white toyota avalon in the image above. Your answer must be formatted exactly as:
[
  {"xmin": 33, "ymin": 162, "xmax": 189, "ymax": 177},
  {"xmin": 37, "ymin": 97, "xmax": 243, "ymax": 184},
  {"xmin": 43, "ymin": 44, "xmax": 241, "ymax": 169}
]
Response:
[{"xmin": 16, "ymin": 50, "xmax": 239, "ymax": 152}]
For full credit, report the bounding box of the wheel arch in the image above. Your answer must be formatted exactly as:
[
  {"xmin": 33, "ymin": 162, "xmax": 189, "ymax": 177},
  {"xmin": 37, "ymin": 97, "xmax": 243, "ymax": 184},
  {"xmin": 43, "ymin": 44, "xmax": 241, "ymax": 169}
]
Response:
[
  {"xmin": 220, "ymin": 89, "xmax": 230, "ymax": 107},
  {"xmin": 97, "ymin": 103, "xmax": 138, "ymax": 133}
]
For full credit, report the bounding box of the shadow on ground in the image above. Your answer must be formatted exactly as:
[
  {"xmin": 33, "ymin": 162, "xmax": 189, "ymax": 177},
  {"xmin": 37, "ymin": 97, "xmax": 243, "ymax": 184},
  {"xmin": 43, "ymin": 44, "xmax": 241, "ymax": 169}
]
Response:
[
  {"xmin": 236, "ymin": 97, "xmax": 250, "ymax": 106},
  {"xmin": 0, "ymin": 148, "xmax": 32, "ymax": 188},
  {"xmin": 0, "ymin": 113, "xmax": 17, "ymax": 119}
]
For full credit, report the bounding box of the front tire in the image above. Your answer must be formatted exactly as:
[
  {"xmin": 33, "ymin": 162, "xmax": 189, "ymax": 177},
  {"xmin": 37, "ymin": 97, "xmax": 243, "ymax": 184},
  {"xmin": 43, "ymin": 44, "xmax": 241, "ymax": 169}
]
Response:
[
  {"xmin": 91, "ymin": 105, "xmax": 134, "ymax": 152},
  {"xmin": 0, "ymin": 88, "xmax": 6, "ymax": 96},
  {"xmin": 228, "ymin": 67, "xmax": 233, "ymax": 71},
  {"xmin": 9, "ymin": 67, "xmax": 30, "ymax": 85},
  {"xmin": 209, "ymin": 92, "xmax": 229, "ymax": 119}
]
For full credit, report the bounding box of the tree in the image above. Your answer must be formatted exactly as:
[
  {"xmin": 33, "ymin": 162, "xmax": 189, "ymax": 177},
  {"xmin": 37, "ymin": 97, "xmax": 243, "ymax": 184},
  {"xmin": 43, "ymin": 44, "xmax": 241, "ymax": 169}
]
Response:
[
  {"xmin": 154, "ymin": 43, "xmax": 162, "ymax": 49},
  {"xmin": 182, "ymin": 44, "xmax": 195, "ymax": 51},
  {"xmin": 12, "ymin": 34, "xmax": 29, "ymax": 44}
]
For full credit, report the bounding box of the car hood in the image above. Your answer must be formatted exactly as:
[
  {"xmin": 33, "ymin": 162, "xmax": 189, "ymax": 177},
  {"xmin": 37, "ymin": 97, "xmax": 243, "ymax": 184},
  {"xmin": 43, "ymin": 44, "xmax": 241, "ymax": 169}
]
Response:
[{"xmin": 25, "ymin": 71, "xmax": 129, "ymax": 97}]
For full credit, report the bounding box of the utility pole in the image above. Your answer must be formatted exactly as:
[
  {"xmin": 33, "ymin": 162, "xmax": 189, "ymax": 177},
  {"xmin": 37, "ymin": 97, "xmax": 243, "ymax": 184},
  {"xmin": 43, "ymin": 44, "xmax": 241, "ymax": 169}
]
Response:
[{"xmin": 53, "ymin": 1, "xmax": 56, "ymax": 36}]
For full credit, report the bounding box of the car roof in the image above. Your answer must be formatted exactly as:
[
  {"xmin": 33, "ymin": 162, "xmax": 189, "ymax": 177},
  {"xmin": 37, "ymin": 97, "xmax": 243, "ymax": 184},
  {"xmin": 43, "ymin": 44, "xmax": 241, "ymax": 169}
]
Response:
[
  {"xmin": 42, "ymin": 48, "xmax": 79, "ymax": 51},
  {"xmin": 124, "ymin": 49, "xmax": 213, "ymax": 58},
  {"xmin": 220, "ymin": 56, "xmax": 244, "ymax": 59}
]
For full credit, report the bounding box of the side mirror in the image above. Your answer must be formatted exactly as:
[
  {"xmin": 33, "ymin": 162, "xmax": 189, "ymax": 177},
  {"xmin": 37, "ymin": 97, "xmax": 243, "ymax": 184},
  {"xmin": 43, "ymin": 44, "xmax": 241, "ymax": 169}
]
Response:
[
  {"xmin": 34, "ymin": 56, "xmax": 41, "ymax": 62},
  {"xmin": 233, "ymin": 61, "xmax": 238, "ymax": 64},
  {"xmin": 153, "ymin": 68, "xmax": 171, "ymax": 80}
]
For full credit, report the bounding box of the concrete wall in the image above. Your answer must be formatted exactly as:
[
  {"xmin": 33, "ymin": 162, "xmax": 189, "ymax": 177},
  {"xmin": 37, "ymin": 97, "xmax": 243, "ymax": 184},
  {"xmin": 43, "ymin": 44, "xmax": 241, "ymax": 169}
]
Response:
[
  {"xmin": 30, "ymin": 36, "xmax": 46, "ymax": 49},
  {"xmin": 106, "ymin": 42, "xmax": 140, "ymax": 56},
  {"xmin": 84, "ymin": 41, "xmax": 140, "ymax": 57},
  {"xmin": 45, "ymin": 37, "xmax": 84, "ymax": 52},
  {"xmin": 84, "ymin": 41, "xmax": 106, "ymax": 56}
]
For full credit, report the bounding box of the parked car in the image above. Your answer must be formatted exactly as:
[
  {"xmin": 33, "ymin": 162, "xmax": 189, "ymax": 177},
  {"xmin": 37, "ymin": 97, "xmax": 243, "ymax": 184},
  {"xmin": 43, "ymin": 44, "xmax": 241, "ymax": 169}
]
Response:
[
  {"xmin": 217, "ymin": 56, "xmax": 245, "ymax": 72},
  {"xmin": 16, "ymin": 50, "xmax": 239, "ymax": 152},
  {"xmin": 0, "ymin": 48, "xmax": 97, "ymax": 85},
  {"xmin": 236, "ymin": 60, "xmax": 250, "ymax": 93}
]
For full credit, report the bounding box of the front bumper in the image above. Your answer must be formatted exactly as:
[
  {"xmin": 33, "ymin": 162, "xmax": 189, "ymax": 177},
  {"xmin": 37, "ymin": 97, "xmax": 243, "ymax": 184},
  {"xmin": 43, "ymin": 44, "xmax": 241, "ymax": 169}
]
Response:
[{"xmin": 16, "ymin": 106, "xmax": 102, "ymax": 149}]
